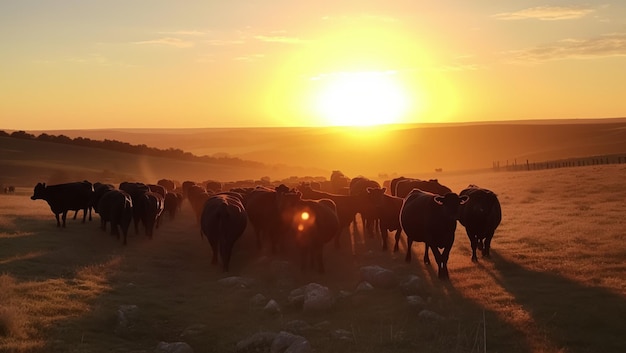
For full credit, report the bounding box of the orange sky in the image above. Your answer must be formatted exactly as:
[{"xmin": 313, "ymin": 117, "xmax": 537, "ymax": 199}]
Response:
[{"xmin": 1, "ymin": 1, "xmax": 626, "ymax": 130}]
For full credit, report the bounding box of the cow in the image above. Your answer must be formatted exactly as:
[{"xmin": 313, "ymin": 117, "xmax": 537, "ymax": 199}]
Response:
[
  {"xmin": 133, "ymin": 191, "xmax": 164, "ymax": 239},
  {"xmin": 366, "ymin": 187, "xmax": 403, "ymax": 251},
  {"xmin": 245, "ymin": 185, "xmax": 290, "ymax": 252},
  {"xmin": 458, "ymin": 185, "xmax": 502, "ymax": 262},
  {"xmin": 204, "ymin": 180, "xmax": 223, "ymax": 193},
  {"xmin": 395, "ymin": 178, "xmax": 452, "ymax": 199},
  {"xmin": 200, "ymin": 194, "xmax": 248, "ymax": 271},
  {"xmin": 163, "ymin": 191, "xmax": 180, "ymax": 220},
  {"xmin": 148, "ymin": 184, "xmax": 167, "ymax": 199},
  {"xmin": 400, "ymin": 189, "xmax": 468, "ymax": 279},
  {"xmin": 157, "ymin": 178, "xmax": 176, "ymax": 192},
  {"xmin": 96, "ymin": 189, "xmax": 133, "ymax": 245},
  {"xmin": 349, "ymin": 176, "xmax": 381, "ymax": 237},
  {"xmin": 119, "ymin": 182, "xmax": 150, "ymax": 234},
  {"xmin": 30, "ymin": 181, "xmax": 93, "ymax": 227},
  {"xmin": 276, "ymin": 191, "xmax": 339, "ymax": 273},
  {"xmin": 296, "ymin": 184, "xmax": 360, "ymax": 249}
]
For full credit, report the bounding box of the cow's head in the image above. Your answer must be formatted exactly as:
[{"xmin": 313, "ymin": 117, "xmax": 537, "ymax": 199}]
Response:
[
  {"xmin": 433, "ymin": 192, "xmax": 469, "ymax": 219},
  {"xmin": 30, "ymin": 182, "xmax": 46, "ymax": 200}
]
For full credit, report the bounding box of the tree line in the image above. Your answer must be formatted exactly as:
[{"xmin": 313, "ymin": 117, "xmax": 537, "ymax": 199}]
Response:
[{"xmin": 0, "ymin": 130, "xmax": 265, "ymax": 168}]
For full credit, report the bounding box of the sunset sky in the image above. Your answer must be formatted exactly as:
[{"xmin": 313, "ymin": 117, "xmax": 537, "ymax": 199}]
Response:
[{"xmin": 1, "ymin": 1, "xmax": 626, "ymax": 130}]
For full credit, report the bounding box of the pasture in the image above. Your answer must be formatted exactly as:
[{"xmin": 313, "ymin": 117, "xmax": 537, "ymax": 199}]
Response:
[{"xmin": 1, "ymin": 164, "xmax": 625, "ymax": 353}]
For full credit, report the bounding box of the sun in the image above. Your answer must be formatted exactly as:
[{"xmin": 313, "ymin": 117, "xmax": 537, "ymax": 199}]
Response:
[{"xmin": 313, "ymin": 71, "xmax": 410, "ymax": 126}]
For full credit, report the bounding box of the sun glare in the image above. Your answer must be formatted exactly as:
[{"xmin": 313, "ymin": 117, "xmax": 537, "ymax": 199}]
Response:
[{"xmin": 313, "ymin": 71, "xmax": 410, "ymax": 127}]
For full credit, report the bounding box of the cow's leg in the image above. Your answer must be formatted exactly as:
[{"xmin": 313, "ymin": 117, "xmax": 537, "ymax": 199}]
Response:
[
  {"xmin": 82, "ymin": 208, "xmax": 88, "ymax": 223},
  {"xmin": 208, "ymin": 237, "xmax": 219, "ymax": 266},
  {"xmin": 469, "ymin": 232, "xmax": 478, "ymax": 262},
  {"xmin": 393, "ymin": 229, "xmax": 402, "ymax": 252},
  {"xmin": 54, "ymin": 213, "xmax": 61, "ymax": 227},
  {"xmin": 61, "ymin": 211, "xmax": 68, "ymax": 227},
  {"xmin": 431, "ymin": 245, "xmax": 450, "ymax": 279},
  {"xmin": 423, "ymin": 243, "xmax": 430, "ymax": 265},
  {"xmin": 380, "ymin": 224, "xmax": 388, "ymax": 251},
  {"xmin": 483, "ymin": 233, "xmax": 493, "ymax": 258},
  {"xmin": 73, "ymin": 210, "xmax": 79, "ymax": 220},
  {"xmin": 405, "ymin": 238, "xmax": 413, "ymax": 263}
]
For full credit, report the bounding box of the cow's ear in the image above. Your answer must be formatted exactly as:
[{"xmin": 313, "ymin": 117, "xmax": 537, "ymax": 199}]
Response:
[
  {"xmin": 381, "ymin": 187, "xmax": 387, "ymax": 193},
  {"xmin": 460, "ymin": 195, "xmax": 469, "ymax": 204},
  {"xmin": 42, "ymin": 183, "xmax": 46, "ymax": 188},
  {"xmin": 433, "ymin": 195, "xmax": 444, "ymax": 205}
]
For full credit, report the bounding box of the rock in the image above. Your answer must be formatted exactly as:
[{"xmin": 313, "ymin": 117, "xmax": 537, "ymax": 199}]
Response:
[
  {"xmin": 355, "ymin": 281, "xmax": 374, "ymax": 293},
  {"xmin": 287, "ymin": 287, "xmax": 305, "ymax": 308},
  {"xmin": 302, "ymin": 283, "xmax": 333, "ymax": 313},
  {"xmin": 264, "ymin": 299, "xmax": 282, "ymax": 315},
  {"xmin": 115, "ymin": 304, "xmax": 139, "ymax": 335},
  {"xmin": 217, "ymin": 276, "xmax": 256, "ymax": 289},
  {"xmin": 406, "ymin": 295, "xmax": 426, "ymax": 307},
  {"xmin": 155, "ymin": 341, "xmax": 194, "ymax": 353},
  {"xmin": 250, "ymin": 293, "xmax": 268, "ymax": 308},
  {"xmin": 418, "ymin": 309, "xmax": 444, "ymax": 321},
  {"xmin": 359, "ymin": 265, "xmax": 398, "ymax": 289},
  {"xmin": 331, "ymin": 329, "xmax": 354, "ymax": 342},
  {"xmin": 236, "ymin": 331, "xmax": 278, "ymax": 353},
  {"xmin": 400, "ymin": 275, "xmax": 421, "ymax": 295},
  {"xmin": 270, "ymin": 331, "xmax": 311, "ymax": 353}
]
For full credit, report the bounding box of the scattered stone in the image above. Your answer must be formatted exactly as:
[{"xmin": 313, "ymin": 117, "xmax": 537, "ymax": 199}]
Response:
[
  {"xmin": 235, "ymin": 331, "xmax": 278, "ymax": 353},
  {"xmin": 155, "ymin": 341, "xmax": 194, "ymax": 353},
  {"xmin": 287, "ymin": 287, "xmax": 305, "ymax": 308},
  {"xmin": 406, "ymin": 295, "xmax": 426, "ymax": 307},
  {"xmin": 359, "ymin": 265, "xmax": 398, "ymax": 289},
  {"xmin": 400, "ymin": 275, "xmax": 421, "ymax": 295},
  {"xmin": 115, "ymin": 304, "xmax": 139, "ymax": 335},
  {"xmin": 330, "ymin": 329, "xmax": 354, "ymax": 342},
  {"xmin": 270, "ymin": 331, "xmax": 311, "ymax": 353},
  {"xmin": 250, "ymin": 293, "xmax": 268, "ymax": 308},
  {"xmin": 355, "ymin": 281, "xmax": 374, "ymax": 293},
  {"xmin": 302, "ymin": 283, "xmax": 333, "ymax": 313},
  {"xmin": 418, "ymin": 309, "xmax": 444, "ymax": 321},
  {"xmin": 264, "ymin": 299, "xmax": 282, "ymax": 315},
  {"xmin": 217, "ymin": 276, "xmax": 256, "ymax": 289}
]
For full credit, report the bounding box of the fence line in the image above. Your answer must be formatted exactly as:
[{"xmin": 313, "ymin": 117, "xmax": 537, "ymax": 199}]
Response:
[{"xmin": 492, "ymin": 154, "xmax": 626, "ymax": 172}]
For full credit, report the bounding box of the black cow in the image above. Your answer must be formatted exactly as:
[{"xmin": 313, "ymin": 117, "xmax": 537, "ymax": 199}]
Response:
[
  {"xmin": 366, "ymin": 187, "xmax": 403, "ymax": 251},
  {"xmin": 31, "ymin": 181, "xmax": 93, "ymax": 227},
  {"xmin": 296, "ymin": 184, "xmax": 360, "ymax": 249},
  {"xmin": 119, "ymin": 182, "xmax": 150, "ymax": 234},
  {"xmin": 400, "ymin": 189, "xmax": 468, "ymax": 279},
  {"xmin": 157, "ymin": 178, "xmax": 176, "ymax": 192},
  {"xmin": 163, "ymin": 191, "xmax": 180, "ymax": 220},
  {"xmin": 276, "ymin": 191, "xmax": 340, "ymax": 273},
  {"xmin": 349, "ymin": 176, "xmax": 381, "ymax": 236},
  {"xmin": 137, "ymin": 191, "xmax": 164, "ymax": 239},
  {"xmin": 245, "ymin": 185, "xmax": 290, "ymax": 252},
  {"xmin": 97, "ymin": 189, "xmax": 133, "ymax": 245},
  {"xmin": 395, "ymin": 178, "xmax": 452, "ymax": 199},
  {"xmin": 458, "ymin": 185, "xmax": 502, "ymax": 262},
  {"xmin": 200, "ymin": 194, "xmax": 248, "ymax": 271}
]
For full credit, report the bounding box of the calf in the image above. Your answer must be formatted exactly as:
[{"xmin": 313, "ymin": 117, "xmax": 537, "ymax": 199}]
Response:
[{"xmin": 366, "ymin": 187, "xmax": 403, "ymax": 251}]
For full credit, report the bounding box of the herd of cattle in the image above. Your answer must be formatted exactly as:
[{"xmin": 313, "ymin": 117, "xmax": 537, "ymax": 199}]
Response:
[{"xmin": 29, "ymin": 174, "xmax": 502, "ymax": 279}]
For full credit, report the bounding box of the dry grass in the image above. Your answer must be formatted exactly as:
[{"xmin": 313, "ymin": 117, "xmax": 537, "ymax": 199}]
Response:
[{"xmin": 0, "ymin": 164, "xmax": 625, "ymax": 352}]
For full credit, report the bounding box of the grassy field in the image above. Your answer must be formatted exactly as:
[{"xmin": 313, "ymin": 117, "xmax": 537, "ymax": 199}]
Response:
[{"xmin": 1, "ymin": 163, "xmax": 625, "ymax": 353}]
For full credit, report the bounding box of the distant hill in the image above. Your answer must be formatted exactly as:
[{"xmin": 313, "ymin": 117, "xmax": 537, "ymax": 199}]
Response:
[
  {"xmin": 0, "ymin": 137, "xmax": 328, "ymax": 187},
  {"xmin": 24, "ymin": 118, "xmax": 626, "ymax": 179}
]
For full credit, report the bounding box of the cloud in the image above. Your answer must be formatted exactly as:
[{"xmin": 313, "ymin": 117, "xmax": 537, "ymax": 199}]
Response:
[
  {"xmin": 157, "ymin": 30, "xmax": 208, "ymax": 36},
  {"xmin": 493, "ymin": 5, "xmax": 595, "ymax": 20},
  {"xmin": 507, "ymin": 33, "xmax": 626, "ymax": 63},
  {"xmin": 254, "ymin": 35, "xmax": 305, "ymax": 44},
  {"xmin": 133, "ymin": 37, "xmax": 194, "ymax": 48}
]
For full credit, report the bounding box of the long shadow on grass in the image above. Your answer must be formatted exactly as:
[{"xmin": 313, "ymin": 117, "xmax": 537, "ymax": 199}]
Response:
[{"xmin": 488, "ymin": 250, "xmax": 626, "ymax": 353}]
